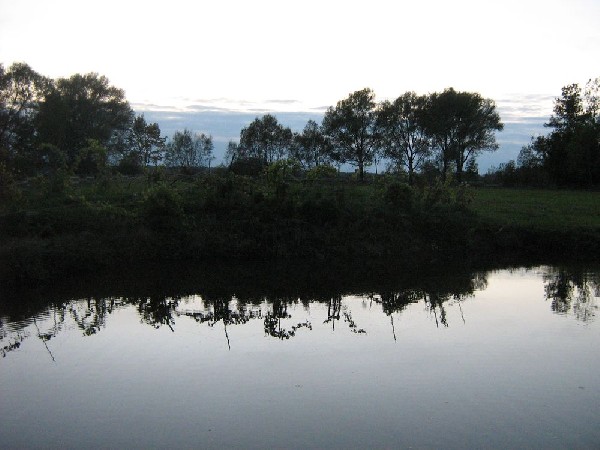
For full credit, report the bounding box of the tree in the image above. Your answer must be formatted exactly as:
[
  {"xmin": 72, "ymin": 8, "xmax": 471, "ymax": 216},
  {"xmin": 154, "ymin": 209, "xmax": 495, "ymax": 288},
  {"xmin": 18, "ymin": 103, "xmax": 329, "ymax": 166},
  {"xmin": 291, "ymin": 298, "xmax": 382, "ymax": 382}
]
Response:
[
  {"xmin": 165, "ymin": 129, "xmax": 213, "ymax": 171},
  {"xmin": 547, "ymin": 84, "xmax": 586, "ymax": 131},
  {"xmin": 36, "ymin": 72, "xmax": 132, "ymax": 168},
  {"xmin": 0, "ymin": 62, "xmax": 49, "ymax": 174},
  {"xmin": 224, "ymin": 140, "xmax": 240, "ymax": 167},
  {"xmin": 376, "ymin": 92, "xmax": 430, "ymax": 185},
  {"xmin": 423, "ymin": 88, "xmax": 503, "ymax": 182},
  {"xmin": 239, "ymin": 114, "xmax": 292, "ymax": 164},
  {"xmin": 521, "ymin": 78, "xmax": 600, "ymax": 186},
  {"xmin": 126, "ymin": 114, "xmax": 165, "ymax": 167},
  {"xmin": 291, "ymin": 119, "xmax": 332, "ymax": 169},
  {"xmin": 322, "ymin": 88, "xmax": 379, "ymax": 181}
]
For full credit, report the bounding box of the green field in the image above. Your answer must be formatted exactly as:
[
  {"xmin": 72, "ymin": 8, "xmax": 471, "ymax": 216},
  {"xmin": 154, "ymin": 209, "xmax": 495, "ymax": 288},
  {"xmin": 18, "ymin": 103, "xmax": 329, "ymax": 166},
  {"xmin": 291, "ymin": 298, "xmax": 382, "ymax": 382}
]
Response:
[{"xmin": 471, "ymin": 187, "xmax": 600, "ymax": 231}]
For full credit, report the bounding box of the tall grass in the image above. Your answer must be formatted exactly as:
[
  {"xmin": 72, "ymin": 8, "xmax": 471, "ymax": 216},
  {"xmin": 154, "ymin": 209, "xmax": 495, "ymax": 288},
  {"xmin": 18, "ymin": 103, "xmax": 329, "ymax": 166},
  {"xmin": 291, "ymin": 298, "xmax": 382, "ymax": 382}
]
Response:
[{"xmin": 471, "ymin": 187, "xmax": 600, "ymax": 231}]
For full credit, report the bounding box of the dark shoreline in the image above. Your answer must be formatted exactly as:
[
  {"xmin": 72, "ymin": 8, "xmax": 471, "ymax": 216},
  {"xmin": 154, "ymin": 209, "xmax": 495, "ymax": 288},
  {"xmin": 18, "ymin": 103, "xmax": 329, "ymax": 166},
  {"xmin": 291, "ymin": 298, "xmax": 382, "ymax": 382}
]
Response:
[{"xmin": 2, "ymin": 176, "xmax": 599, "ymax": 289}]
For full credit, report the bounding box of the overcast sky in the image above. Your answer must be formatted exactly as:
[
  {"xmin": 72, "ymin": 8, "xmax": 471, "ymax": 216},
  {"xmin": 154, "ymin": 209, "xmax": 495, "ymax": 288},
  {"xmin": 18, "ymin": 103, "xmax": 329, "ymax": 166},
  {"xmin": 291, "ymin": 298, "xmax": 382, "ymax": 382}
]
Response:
[
  {"xmin": 1, "ymin": 0, "xmax": 599, "ymax": 169},
  {"xmin": 1, "ymin": 0, "xmax": 598, "ymax": 114}
]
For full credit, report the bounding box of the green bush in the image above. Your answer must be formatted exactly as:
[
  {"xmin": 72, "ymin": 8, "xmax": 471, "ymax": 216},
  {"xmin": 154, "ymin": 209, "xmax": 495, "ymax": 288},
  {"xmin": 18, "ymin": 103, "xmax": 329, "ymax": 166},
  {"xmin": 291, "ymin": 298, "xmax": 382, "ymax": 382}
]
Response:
[
  {"xmin": 0, "ymin": 161, "xmax": 22, "ymax": 206},
  {"xmin": 141, "ymin": 183, "xmax": 185, "ymax": 232},
  {"xmin": 265, "ymin": 159, "xmax": 302, "ymax": 183},
  {"xmin": 117, "ymin": 153, "xmax": 144, "ymax": 176},
  {"xmin": 306, "ymin": 165, "xmax": 338, "ymax": 181},
  {"xmin": 383, "ymin": 182, "xmax": 413, "ymax": 211},
  {"xmin": 229, "ymin": 157, "xmax": 264, "ymax": 177}
]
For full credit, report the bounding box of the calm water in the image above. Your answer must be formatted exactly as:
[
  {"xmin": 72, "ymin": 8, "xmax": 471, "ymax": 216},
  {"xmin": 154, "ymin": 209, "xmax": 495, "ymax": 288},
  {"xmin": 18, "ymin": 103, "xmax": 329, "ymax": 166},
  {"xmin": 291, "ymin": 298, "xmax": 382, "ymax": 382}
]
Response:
[{"xmin": 1, "ymin": 265, "xmax": 599, "ymax": 449}]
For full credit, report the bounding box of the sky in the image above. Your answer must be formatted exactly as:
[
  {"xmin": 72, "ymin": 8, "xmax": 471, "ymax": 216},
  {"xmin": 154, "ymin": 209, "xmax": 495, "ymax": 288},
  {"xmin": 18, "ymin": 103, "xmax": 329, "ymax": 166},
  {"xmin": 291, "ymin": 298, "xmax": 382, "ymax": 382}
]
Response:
[{"xmin": 1, "ymin": 0, "xmax": 599, "ymax": 169}]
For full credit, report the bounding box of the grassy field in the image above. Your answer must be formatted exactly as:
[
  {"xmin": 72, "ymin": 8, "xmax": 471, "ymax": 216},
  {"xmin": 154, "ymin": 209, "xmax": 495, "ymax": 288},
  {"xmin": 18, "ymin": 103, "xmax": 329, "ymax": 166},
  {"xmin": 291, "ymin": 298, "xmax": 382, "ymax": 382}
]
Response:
[{"xmin": 471, "ymin": 187, "xmax": 600, "ymax": 231}]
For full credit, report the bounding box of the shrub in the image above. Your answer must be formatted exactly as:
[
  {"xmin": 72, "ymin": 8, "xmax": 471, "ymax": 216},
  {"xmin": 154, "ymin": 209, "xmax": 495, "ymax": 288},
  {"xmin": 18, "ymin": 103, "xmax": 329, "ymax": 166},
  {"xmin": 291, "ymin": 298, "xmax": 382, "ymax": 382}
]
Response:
[
  {"xmin": 117, "ymin": 153, "xmax": 144, "ymax": 175},
  {"xmin": 306, "ymin": 165, "xmax": 338, "ymax": 181},
  {"xmin": 229, "ymin": 157, "xmax": 265, "ymax": 177},
  {"xmin": 265, "ymin": 159, "xmax": 302, "ymax": 183},
  {"xmin": 141, "ymin": 183, "xmax": 185, "ymax": 232},
  {"xmin": 383, "ymin": 182, "xmax": 413, "ymax": 211}
]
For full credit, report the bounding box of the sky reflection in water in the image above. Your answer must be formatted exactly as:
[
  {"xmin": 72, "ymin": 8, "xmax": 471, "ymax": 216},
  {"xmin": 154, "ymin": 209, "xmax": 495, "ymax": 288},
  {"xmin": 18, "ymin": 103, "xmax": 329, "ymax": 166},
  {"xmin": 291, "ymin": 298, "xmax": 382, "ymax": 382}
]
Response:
[{"xmin": 1, "ymin": 266, "xmax": 599, "ymax": 449}]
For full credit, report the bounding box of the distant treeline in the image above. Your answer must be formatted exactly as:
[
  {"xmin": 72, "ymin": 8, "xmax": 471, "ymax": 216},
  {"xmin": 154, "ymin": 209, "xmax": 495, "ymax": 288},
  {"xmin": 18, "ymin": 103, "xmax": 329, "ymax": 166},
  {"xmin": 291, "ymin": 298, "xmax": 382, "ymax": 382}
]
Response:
[
  {"xmin": 3, "ymin": 62, "xmax": 598, "ymax": 190},
  {"xmin": 1, "ymin": 62, "xmax": 507, "ymax": 188}
]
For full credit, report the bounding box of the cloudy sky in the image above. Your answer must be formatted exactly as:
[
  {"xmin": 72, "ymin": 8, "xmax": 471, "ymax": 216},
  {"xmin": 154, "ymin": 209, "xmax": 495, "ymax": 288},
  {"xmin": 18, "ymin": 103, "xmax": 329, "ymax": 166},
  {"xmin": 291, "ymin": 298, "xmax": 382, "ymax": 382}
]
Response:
[{"xmin": 1, "ymin": 0, "xmax": 599, "ymax": 167}]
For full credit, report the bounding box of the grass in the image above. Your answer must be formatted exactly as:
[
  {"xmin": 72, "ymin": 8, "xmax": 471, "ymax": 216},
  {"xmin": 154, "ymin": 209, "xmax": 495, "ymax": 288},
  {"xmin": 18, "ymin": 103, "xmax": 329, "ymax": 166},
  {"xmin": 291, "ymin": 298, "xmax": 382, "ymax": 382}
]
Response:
[
  {"xmin": 471, "ymin": 187, "xmax": 600, "ymax": 231},
  {"xmin": 2, "ymin": 175, "xmax": 599, "ymax": 286}
]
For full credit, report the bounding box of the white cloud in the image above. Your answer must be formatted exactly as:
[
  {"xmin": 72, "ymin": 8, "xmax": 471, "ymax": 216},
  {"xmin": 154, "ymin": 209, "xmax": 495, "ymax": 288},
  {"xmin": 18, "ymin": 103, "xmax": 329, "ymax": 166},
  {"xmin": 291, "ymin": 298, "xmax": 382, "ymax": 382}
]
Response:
[{"xmin": 1, "ymin": 0, "xmax": 598, "ymax": 113}]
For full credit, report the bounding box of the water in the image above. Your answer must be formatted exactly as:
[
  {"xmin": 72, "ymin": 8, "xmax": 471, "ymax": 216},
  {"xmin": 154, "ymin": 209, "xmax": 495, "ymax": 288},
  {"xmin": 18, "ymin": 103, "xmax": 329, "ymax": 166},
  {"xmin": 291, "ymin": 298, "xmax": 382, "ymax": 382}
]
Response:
[{"xmin": 1, "ymin": 265, "xmax": 599, "ymax": 449}]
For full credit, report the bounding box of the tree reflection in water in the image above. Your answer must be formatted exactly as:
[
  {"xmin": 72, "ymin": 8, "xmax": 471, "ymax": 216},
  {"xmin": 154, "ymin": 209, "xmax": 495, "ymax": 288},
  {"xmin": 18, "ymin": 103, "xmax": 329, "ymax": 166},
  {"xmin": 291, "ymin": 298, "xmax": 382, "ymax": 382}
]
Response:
[
  {"xmin": 544, "ymin": 267, "xmax": 599, "ymax": 322},
  {"xmin": 263, "ymin": 298, "xmax": 312, "ymax": 340},
  {"xmin": 1, "ymin": 266, "xmax": 598, "ymax": 358},
  {"xmin": 180, "ymin": 295, "xmax": 263, "ymax": 349},
  {"xmin": 134, "ymin": 296, "xmax": 180, "ymax": 331},
  {"xmin": 70, "ymin": 298, "xmax": 120, "ymax": 336}
]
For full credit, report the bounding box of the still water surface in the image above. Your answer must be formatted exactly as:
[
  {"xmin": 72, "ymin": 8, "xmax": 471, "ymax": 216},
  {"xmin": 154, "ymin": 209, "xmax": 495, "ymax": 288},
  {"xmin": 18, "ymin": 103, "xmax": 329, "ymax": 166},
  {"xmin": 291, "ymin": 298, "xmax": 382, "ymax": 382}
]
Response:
[{"xmin": 1, "ymin": 266, "xmax": 599, "ymax": 449}]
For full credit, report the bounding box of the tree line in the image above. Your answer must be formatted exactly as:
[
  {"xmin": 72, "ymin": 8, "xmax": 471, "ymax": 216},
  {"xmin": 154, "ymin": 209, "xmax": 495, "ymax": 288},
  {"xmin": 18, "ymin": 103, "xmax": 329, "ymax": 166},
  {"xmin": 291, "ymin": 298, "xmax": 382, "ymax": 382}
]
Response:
[
  {"xmin": 227, "ymin": 87, "xmax": 503, "ymax": 183},
  {"xmin": 1, "ymin": 62, "xmax": 505, "ymax": 185},
  {"xmin": 0, "ymin": 62, "xmax": 214, "ymax": 180}
]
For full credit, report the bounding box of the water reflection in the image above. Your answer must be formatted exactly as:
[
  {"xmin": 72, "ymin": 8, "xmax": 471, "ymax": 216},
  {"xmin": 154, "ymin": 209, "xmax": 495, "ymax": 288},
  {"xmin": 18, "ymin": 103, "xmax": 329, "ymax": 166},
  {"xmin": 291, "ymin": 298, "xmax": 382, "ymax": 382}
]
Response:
[
  {"xmin": 543, "ymin": 267, "xmax": 599, "ymax": 322},
  {"xmin": 1, "ymin": 265, "xmax": 598, "ymax": 359},
  {"xmin": 2, "ymin": 264, "xmax": 599, "ymax": 450}
]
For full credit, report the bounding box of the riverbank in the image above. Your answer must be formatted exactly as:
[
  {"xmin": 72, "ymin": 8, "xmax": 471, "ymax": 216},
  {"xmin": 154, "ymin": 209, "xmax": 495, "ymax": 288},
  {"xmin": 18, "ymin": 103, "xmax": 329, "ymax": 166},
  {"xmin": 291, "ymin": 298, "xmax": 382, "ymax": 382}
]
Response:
[{"xmin": 1, "ymin": 174, "xmax": 599, "ymax": 285}]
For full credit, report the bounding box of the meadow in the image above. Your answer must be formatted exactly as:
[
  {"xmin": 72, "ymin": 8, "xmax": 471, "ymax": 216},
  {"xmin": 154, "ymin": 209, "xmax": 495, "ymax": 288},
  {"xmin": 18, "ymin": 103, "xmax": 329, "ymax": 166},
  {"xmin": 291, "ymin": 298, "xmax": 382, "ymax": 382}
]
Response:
[{"xmin": 471, "ymin": 187, "xmax": 600, "ymax": 231}]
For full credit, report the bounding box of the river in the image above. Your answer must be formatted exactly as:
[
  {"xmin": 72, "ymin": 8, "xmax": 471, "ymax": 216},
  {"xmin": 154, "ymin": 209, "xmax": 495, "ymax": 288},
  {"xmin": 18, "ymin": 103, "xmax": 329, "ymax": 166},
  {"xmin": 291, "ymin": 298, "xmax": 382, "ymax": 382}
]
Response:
[{"xmin": 1, "ymin": 265, "xmax": 599, "ymax": 449}]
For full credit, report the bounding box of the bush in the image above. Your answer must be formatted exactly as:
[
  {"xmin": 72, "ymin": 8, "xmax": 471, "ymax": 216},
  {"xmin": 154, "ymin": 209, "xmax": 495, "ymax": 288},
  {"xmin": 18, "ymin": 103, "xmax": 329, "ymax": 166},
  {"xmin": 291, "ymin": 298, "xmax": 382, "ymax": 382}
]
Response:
[
  {"xmin": 306, "ymin": 165, "xmax": 338, "ymax": 181},
  {"xmin": 141, "ymin": 183, "xmax": 185, "ymax": 232},
  {"xmin": 0, "ymin": 161, "xmax": 21, "ymax": 206},
  {"xmin": 75, "ymin": 140, "xmax": 108, "ymax": 176},
  {"xmin": 229, "ymin": 157, "xmax": 265, "ymax": 177},
  {"xmin": 383, "ymin": 182, "xmax": 413, "ymax": 211},
  {"xmin": 117, "ymin": 153, "xmax": 144, "ymax": 175},
  {"xmin": 265, "ymin": 159, "xmax": 302, "ymax": 183}
]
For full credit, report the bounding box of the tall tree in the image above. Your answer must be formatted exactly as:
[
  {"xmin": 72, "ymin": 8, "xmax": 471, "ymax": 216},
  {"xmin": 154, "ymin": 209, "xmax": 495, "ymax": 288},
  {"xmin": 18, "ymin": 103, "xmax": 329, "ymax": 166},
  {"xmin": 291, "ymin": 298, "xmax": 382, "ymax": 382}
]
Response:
[
  {"xmin": 0, "ymin": 62, "xmax": 49, "ymax": 173},
  {"xmin": 521, "ymin": 78, "xmax": 600, "ymax": 186},
  {"xmin": 165, "ymin": 129, "xmax": 213, "ymax": 171},
  {"xmin": 547, "ymin": 83, "xmax": 586, "ymax": 131},
  {"xmin": 423, "ymin": 88, "xmax": 503, "ymax": 182},
  {"xmin": 36, "ymin": 72, "xmax": 132, "ymax": 167},
  {"xmin": 126, "ymin": 114, "xmax": 165, "ymax": 166},
  {"xmin": 239, "ymin": 114, "xmax": 293, "ymax": 164},
  {"xmin": 322, "ymin": 88, "xmax": 379, "ymax": 181},
  {"xmin": 291, "ymin": 119, "xmax": 332, "ymax": 168},
  {"xmin": 377, "ymin": 92, "xmax": 430, "ymax": 185}
]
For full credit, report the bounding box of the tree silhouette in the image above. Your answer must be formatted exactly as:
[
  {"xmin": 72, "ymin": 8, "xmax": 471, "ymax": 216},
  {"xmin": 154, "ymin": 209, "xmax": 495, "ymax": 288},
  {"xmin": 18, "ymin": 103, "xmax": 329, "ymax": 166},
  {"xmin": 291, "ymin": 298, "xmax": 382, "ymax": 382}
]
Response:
[{"xmin": 322, "ymin": 88, "xmax": 379, "ymax": 181}]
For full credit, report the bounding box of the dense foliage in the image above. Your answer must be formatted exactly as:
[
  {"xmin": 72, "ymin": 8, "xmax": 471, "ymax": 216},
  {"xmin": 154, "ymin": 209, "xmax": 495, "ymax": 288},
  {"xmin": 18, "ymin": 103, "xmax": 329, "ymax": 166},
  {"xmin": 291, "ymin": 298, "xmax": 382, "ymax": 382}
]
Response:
[{"xmin": 0, "ymin": 62, "xmax": 213, "ymax": 180}]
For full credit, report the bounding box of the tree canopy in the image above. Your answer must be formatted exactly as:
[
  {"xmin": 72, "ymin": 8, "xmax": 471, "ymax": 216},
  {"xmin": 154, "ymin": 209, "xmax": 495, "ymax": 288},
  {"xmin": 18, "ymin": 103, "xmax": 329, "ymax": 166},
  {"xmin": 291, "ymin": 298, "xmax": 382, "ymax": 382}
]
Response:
[
  {"xmin": 519, "ymin": 78, "xmax": 600, "ymax": 186},
  {"xmin": 126, "ymin": 114, "xmax": 166, "ymax": 167},
  {"xmin": 376, "ymin": 92, "xmax": 430, "ymax": 185},
  {"xmin": 322, "ymin": 88, "xmax": 379, "ymax": 181},
  {"xmin": 239, "ymin": 114, "xmax": 293, "ymax": 164},
  {"xmin": 165, "ymin": 129, "xmax": 213, "ymax": 171},
  {"xmin": 291, "ymin": 119, "xmax": 332, "ymax": 169},
  {"xmin": 423, "ymin": 88, "xmax": 503, "ymax": 182},
  {"xmin": 36, "ymin": 72, "xmax": 133, "ymax": 166},
  {"xmin": 0, "ymin": 62, "xmax": 49, "ymax": 173}
]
